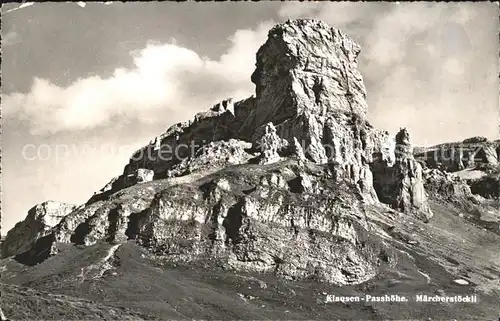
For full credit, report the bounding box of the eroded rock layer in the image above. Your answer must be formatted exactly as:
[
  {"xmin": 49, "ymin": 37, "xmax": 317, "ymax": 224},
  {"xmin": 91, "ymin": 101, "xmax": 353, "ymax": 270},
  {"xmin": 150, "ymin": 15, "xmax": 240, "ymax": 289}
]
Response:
[
  {"xmin": 4, "ymin": 19, "xmax": 477, "ymax": 286},
  {"xmin": 89, "ymin": 19, "xmax": 390, "ymax": 207},
  {"xmin": 372, "ymin": 129, "xmax": 433, "ymax": 222}
]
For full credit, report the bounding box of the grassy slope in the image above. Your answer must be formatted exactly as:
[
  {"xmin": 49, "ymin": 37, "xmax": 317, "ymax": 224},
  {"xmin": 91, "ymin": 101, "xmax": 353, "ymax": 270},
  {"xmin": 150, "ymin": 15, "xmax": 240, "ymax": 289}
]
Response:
[
  {"xmin": 0, "ymin": 283, "xmax": 156, "ymax": 321},
  {"xmin": 1, "ymin": 200, "xmax": 499, "ymax": 320},
  {"xmin": 1, "ymin": 160, "xmax": 499, "ymax": 320}
]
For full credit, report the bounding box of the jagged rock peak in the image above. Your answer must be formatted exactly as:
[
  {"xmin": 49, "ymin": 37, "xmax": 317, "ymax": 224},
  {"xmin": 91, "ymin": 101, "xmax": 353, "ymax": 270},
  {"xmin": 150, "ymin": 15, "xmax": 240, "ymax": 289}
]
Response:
[
  {"xmin": 395, "ymin": 127, "xmax": 411, "ymax": 146},
  {"xmin": 250, "ymin": 18, "xmax": 368, "ymax": 126},
  {"xmin": 290, "ymin": 137, "xmax": 307, "ymax": 164},
  {"xmin": 255, "ymin": 19, "xmax": 362, "ymax": 72},
  {"xmin": 395, "ymin": 127, "xmax": 413, "ymax": 159},
  {"xmin": 372, "ymin": 128, "xmax": 433, "ymax": 222}
]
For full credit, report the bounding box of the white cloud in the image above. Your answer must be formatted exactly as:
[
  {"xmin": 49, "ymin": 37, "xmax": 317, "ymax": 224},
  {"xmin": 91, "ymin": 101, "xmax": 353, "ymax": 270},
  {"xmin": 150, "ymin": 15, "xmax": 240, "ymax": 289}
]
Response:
[
  {"xmin": 2, "ymin": 21, "xmax": 273, "ymax": 135},
  {"xmin": 3, "ymin": 2, "xmax": 497, "ymax": 145},
  {"xmin": 208, "ymin": 21, "xmax": 274, "ymax": 84},
  {"xmin": 443, "ymin": 58, "xmax": 464, "ymax": 75}
]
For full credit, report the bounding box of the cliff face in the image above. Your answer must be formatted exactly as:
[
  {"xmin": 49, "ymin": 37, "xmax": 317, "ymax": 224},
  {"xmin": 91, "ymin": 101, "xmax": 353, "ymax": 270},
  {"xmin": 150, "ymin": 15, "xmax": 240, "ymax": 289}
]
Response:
[
  {"xmin": 413, "ymin": 137, "xmax": 500, "ymax": 200},
  {"xmin": 414, "ymin": 137, "xmax": 499, "ymax": 172},
  {"xmin": 1, "ymin": 201, "xmax": 77, "ymax": 258},
  {"xmin": 3, "ymin": 19, "xmax": 495, "ymax": 287},
  {"xmin": 246, "ymin": 19, "xmax": 384, "ymax": 205},
  {"xmin": 372, "ymin": 129, "xmax": 433, "ymax": 222},
  {"xmin": 94, "ymin": 19, "xmax": 392, "ymax": 207},
  {"xmin": 2, "ymin": 18, "xmax": 500, "ymax": 321}
]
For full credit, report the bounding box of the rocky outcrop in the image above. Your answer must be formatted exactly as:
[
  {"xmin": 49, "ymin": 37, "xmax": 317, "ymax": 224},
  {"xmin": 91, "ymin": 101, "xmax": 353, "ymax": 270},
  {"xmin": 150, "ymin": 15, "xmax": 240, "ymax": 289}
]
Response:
[
  {"xmin": 469, "ymin": 171, "xmax": 500, "ymax": 200},
  {"xmin": 21, "ymin": 161, "xmax": 394, "ymax": 284},
  {"xmin": 121, "ymin": 97, "xmax": 246, "ymax": 183},
  {"xmin": 372, "ymin": 129, "xmax": 433, "ymax": 222},
  {"xmin": 165, "ymin": 139, "xmax": 253, "ymax": 178},
  {"xmin": 255, "ymin": 123, "xmax": 288, "ymax": 164},
  {"xmin": 245, "ymin": 20, "xmax": 383, "ymax": 200},
  {"xmin": 5, "ymin": 19, "xmax": 500, "ymax": 321},
  {"xmin": 370, "ymin": 130, "xmax": 396, "ymax": 166},
  {"xmin": 87, "ymin": 168, "xmax": 154, "ymax": 204},
  {"xmin": 139, "ymin": 166, "xmax": 393, "ymax": 284},
  {"xmin": 414, "ymin": 137, "xmax": 500, "ymax": 172},
  {"xmin": 7, "ymin": 19, "xmax": 439, "ymax": 283},
  {"xmin": 289, "ymin": 137, "xmax": 307, "ymax": 164},
  {"xmin": 2, "ymin": 201, "xmax": 77, "ymax": 258},
  {"xmin": 125, "ymin": 168, "xmax": 154, "ymax": 185},
  {"xmin": 99, "ymin": 176, "xmax": 119, "ymax": 193},
  {"xmin": 422, "ymin": 168, "xmax": 476, "ymax": 203},
  {"xmin": 249, "ymin": 19, "xmax": 367, "ymax": 125},
  {"xmin": 414, "ymin": 137, "xmax": 500, "ymax": 201},
  {"xmin": 81, "ymin": 19, "xmax": 387, "ymax": 206}
]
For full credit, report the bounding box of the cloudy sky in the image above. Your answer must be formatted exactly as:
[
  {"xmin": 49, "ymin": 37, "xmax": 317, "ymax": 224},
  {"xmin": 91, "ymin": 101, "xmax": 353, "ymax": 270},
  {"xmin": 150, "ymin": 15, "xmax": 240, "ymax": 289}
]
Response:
[{"xmin": 1, "ymin": 2, "xmax": 498, "ymax": 233}]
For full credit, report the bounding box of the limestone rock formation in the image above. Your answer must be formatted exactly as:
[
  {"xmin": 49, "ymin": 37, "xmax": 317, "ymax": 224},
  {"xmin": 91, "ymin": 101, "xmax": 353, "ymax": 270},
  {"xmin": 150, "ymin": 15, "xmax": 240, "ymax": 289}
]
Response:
[
  {"xmin": 127, "ymin": 168, "xmax": 154, "ymax": 185},
  {"xmin": 244, "ymin": 19, "xmax": 381, "ymax": 201},
  {"xmin": 82, "ymin": 19, "xmax": 387, "ymax": 206},
  {"xmin": 422, "ymin": 168, "xmax": 476, "ymax": 203},
  {"xmin": 414, "ymin": 137, "xmax": 500, "ymax": 172},
  {"xmin": 120, "ymin": 97, "xmax": 244, "ymax": 184},
  {"xmin": 370, "ymin": 129, "xmax": 396, "ymax": 166},
  {"xmin": 15, "ymin": 160, "xmax": 394, "ymax": 284},
  {"xmin": 3, "ymin": 18, "xmax": 500, "ymax": 321},
  {"xmin": 99, "ymin": 176, "xmax": 119, "ymax": 193},
  {"xmin": 414, "ymin": 137, "xmax": 500, "ymax": 201},
  {"xmin": 4, "ymin": 19, "xmax": 436, "ymax": 283},
  {"xmin": 166, "ymin": 139, "xmax": 253, "ymax": 177},
  {"xmin": 135, "ymin": 164, "xmax": 389, "ymax": 285},
  {"xmin": 289, "ymin": 137, "xmax": 307, "ymax": 164},
  {"xmin": 469, "ymin": 171, "xmax": 500, "ymax": 199},
  {"xmin": 249, "ymin": 19, "xmax": 368, "ymax": 124},
  {"xmin": 241, "ymin": 19, "xmax": 390, "ymax": 204},
  {"xmin": 372, "ymin": 129, "xmax": 433, "ymax": 222},
  {"xmin": 482, "ymin": 144, "xmax": 499, "ymax": 167},
  {"xmin": 2, "ymin": 201, "xmax": 77, "ymax": 258},
  {"xmin": 255, "ymin": 123, "xmax": 288, "ymax": 164}
]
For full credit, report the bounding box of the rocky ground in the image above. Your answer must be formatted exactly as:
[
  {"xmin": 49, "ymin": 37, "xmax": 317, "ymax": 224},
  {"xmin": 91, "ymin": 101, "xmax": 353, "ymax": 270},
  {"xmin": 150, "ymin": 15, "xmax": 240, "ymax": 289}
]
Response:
[
  {"xmin": 1, "ymin": 197, "xmax": 499, "ymax": 320},
  {"xmin": 0, "ymin": 283, "xmax": 155, "ymax": 321},
  {"xmin": 1, "ymin": 19, "xmax": 499, "ymax": 320}
]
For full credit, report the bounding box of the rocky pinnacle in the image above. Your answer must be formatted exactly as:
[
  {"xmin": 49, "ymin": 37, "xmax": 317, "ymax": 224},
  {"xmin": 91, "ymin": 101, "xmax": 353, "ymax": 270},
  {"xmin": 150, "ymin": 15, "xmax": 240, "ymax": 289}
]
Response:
[{"xmin": 3, "ymin": 19, "xmax": 443, "ymax": 285}]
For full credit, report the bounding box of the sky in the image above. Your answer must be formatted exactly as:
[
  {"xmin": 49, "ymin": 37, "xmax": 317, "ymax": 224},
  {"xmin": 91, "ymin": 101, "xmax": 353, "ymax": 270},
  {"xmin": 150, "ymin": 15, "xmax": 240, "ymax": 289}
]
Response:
[{"xmin": 1, "ymin": 2, "xmax": 499, "ymax": 233}]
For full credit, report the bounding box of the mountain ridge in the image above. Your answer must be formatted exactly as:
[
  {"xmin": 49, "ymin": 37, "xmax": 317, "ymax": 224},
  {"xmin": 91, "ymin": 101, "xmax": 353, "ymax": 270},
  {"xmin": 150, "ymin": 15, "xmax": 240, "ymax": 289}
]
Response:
[{"xmin": 1, "ymin": 18, "xmax": 499, "ymax": 320}]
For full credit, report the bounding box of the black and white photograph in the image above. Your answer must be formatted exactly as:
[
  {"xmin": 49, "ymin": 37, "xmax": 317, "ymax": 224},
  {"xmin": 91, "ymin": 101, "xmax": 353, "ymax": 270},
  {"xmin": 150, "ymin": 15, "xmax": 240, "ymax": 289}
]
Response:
[{"xmin": 1, "ymin": 1, "xmax": 499, "ymax": 320}]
